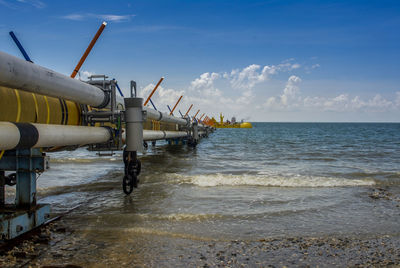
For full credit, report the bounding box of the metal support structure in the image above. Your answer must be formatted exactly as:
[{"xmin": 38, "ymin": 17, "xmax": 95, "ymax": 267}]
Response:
[
  {"xmin": 130, "ymin": 80, "xmax": 137, "ymax": 98},
  {"xmin": 122, "ymin": 98, "xmax": 144, "ymax": 195},
  {"xmin": 0, "ymin": 149, "xmax": 50, "ymax": 240}
]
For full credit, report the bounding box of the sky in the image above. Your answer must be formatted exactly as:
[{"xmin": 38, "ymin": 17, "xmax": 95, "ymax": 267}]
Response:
[{"xmin": 1, "ymin": 0, "xmax": 400, "ymax": 122}]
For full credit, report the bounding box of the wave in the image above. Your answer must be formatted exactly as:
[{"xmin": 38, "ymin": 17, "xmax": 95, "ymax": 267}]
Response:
[{"xmin": 171, "ymin": 173, "xmax": 376, "ymax": 187}]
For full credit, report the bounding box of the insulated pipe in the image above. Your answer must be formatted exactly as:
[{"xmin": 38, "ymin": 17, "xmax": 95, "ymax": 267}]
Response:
[
  {"xmin": 0, "ymin": 122, "xmax": 111, "ymax": 150},
  {"xmin": 122, "ymin": 130, "xmax": 187, "ymax": 142},
  {"xmin": 142, "ymin": 130, "xmax": 187, "ymax": 141},
  {"xmin": 0, "ymin": 51, "xmax": 108, "ymax": 108},
  {"xmin": 144, "ymin": 107, "xmax": 189, "ymax": 126}
]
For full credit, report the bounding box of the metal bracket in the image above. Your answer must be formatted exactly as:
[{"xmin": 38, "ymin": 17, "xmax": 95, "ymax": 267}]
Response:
[{"xmin": 0, "ymin": 149, "xmax": 50, "ymax": 240}]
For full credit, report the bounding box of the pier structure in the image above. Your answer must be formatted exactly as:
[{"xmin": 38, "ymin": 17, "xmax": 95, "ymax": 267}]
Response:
[{"xmin": 0, "ymin": 26, "xmax": 214, "ymax": 240}]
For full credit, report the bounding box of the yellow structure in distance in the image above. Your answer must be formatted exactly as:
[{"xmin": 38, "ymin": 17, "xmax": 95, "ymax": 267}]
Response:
[{"xmin": 207, "ymin": 113, "xmax": 252, "ymax": 128}]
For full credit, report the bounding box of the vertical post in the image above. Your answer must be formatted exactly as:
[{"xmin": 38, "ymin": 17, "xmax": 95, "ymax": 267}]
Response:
[
  {"xmin": 124, "ymin": 98, "xmax": 144, "ymax": 152},
  {"xmin": 193, "ymin": 122, "xmax": 199, "ymax": 142},
  {"xmin": 130, "ymin": 80, "xmax": 137, "ymax": 98},
  {"xmin": 15, "ymin": 149, "xmax": 38, "ymax": 208},
  {"xmin": 0, "ymin": 171, "xmax": 4, "ymax": 208}
]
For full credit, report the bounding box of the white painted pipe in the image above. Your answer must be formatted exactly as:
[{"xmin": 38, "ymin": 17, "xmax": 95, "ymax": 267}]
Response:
[
  {"xmin": 144, "ymin": 107, "xmax": 189, "ymax": 126},
  {"xmin": 143, "ymin": 130, "xmax": 187, "ymax": 141},
  {"xmin": 0, "ymin": 51, "xmax": 108, "ymax": 107},
  {"xmin": 0, "ymin": 122, "xmax": 111, "ymax": 150}
]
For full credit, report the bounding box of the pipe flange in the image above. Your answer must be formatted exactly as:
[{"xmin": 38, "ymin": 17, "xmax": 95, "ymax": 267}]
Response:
[{"xmin": 96, "ymin": 90, "xmax": 110, "ymax": 109}]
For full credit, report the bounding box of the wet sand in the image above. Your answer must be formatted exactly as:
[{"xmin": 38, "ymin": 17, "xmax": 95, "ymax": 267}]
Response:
[
  {"xmin": 1, "ymin": 187, "xmax": 399, "ymax": 267},
  {"xmin": 1, "ymin": 222, "xmax": 400, "ymax": 267}
]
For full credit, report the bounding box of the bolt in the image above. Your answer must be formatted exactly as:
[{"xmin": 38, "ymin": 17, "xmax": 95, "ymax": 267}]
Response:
[{"xmin": 16, "ymin": 225, "xmax": 23, "ymax": 232}]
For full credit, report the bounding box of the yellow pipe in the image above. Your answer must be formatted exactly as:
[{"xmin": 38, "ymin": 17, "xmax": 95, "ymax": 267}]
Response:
[
  {"xmin": 0, "ymin": 86, "xmax": 181, "ymax": 132},
  {"xmin": 0, "ymin": 86, "xmax": 81, "ymax": 125}
]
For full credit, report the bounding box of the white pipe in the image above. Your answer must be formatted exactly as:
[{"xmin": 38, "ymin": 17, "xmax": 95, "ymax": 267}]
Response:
[
  {"xmin": 0, "ymin": 51, "xmax": 108, "ymax": 107},
  {"xmin": 144, "ymin": 107, "xmax": 189, "ymax": 126},
  {"xmin": 0, "ymin": 122, "xmax": 111, "ymax": 150},
  {"xmin": 143, "ymin": 130, "xmax": 187, "ymax": 141}
]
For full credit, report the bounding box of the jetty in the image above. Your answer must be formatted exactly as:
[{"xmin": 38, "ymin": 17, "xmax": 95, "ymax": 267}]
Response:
[{"xmin": 0, "ymin": 22, "xmax": 214, "ymax": 240}]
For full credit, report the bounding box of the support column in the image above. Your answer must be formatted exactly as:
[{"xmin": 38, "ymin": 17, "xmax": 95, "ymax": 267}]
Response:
[{"xmin": 122, "ymin": 98, "xmax": 144, "ymax": 195}]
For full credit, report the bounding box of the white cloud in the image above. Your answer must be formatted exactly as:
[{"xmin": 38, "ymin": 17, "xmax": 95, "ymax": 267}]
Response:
[
  {"xmin": 264, "ymin": 75, "xmax": 302, "ymax": 109},
  {"xmin": 190, "ymin": 72, "xmax": 220, "ymax": 90},
  {"xmin": 141, "ymin": 83, "xmax": 184, "ymax": 112},
  {"xmin": 75, "ymin": 70, "xmax": 94, "ymax": 80},
  {"xmin": 281, "ymin": 75, "xmax": 301, "ymax": 106},
  {"xmin": 16, "ymin": 0, "xmax": 45, "ymax": 8},
  {"xmin": 303, "ymin": 94, "xmax": 396, "ymax": 112},
  {"xmin": 61, "ymin": 13, "xmax": 135, "ymax": 22},
  {"xmin": 396, "ymin": 92, "xmax": 400, "ymax": 106}
]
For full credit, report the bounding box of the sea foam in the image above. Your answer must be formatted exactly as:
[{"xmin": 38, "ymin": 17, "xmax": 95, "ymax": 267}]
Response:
[{"xmin": 172, "ymin": 173, "xmax": 375, "ymax": 187}]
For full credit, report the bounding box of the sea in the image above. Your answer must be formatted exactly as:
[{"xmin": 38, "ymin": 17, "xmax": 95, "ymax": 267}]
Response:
[{"xmin": 5, "ymin": 122, "xmax": 400, "ymax": 263}]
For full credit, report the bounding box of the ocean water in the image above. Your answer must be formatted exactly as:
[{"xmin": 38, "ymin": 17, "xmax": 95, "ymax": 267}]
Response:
[{"xmin": 8, "ymin": 123, "xmax": 400, "ymax": 242}]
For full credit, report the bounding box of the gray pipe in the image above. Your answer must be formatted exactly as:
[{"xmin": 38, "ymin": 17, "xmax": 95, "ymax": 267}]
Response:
[
  {"xmin": 124, "ymin": 98, "xmax": 144, "ymax": 152},
  {"xmin": 0, "ymin": 51, "xmax": 108, "ymax": 108}
]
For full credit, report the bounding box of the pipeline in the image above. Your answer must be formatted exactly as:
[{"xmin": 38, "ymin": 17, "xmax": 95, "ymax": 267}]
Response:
[
  {"xmin": 0, "ymin": 51, "xmax": 112, "ymax": 108},
  {"xmin": 0, "ymin": 122, "xmax": 111, "ymax": 150},
  {"xmin": 0, "ymin": 121, "xmax": 195, "ymax": 151}
]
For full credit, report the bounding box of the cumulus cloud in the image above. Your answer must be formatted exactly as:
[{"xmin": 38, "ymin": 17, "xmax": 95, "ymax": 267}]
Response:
[
  {"xmin": 227, "ymin": 62, "xmax": 300, "ymax": 90},
  {"xmin": 265, "ymin": 75, "xmax": 302, "ymax": 109},
  {"xmin": 61, "ymin": 13, "xmax": 135, "ymax": 22},
  {"xmin": 141, "ymin": 83, "xmax": 184, "ymax": 111}
]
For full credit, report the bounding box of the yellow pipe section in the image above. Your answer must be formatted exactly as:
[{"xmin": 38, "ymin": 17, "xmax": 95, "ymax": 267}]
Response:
[{"xmin": 0, "ymin": 86, "xmax": 81, "ymax": 125}]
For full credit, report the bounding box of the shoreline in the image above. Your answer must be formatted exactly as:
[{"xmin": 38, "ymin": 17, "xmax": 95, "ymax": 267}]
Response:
[{"xmin": 1, "ymin": 222, "xmax": 399, "ymax": 267}]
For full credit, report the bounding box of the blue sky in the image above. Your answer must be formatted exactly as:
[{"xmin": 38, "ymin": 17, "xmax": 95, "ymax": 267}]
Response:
[{"xmin": 1, "ymin": 0, "xmax": 400, "ymax": 122}]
